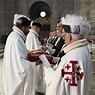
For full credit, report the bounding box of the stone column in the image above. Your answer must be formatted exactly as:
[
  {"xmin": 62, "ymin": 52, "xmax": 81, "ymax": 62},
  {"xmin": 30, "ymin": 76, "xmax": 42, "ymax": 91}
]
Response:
[
  {"xmin": 0, "ymin": 0, "xmax": 5, "ymax": 35},
  {"xmin": 22, "ymin": 0, "xmax": 29, "ymax": 16},
  {"xmin": 75, "ymin": 0, "xmax": 95, "ymax": 60},
  {"xmin": 57, "ymin": 0, "xmax": 65, "ymax": 18},
  {"xmin": 89, "ymin": 0, "xmax": 95, "ymax": 40},
  {"xmin": 64, "ymin": 0, "xmax": 74, "ymax": 15},
  {"xmin": 50, "ymin": 0, "xmax": 58, "ymax": 31},
  {"xmin": 75, "ymin": 0, "xmax": 95, "ymax": 39},
  {"xmin": 3, "ymin": 0, "xmax": 14, "ymax": 35}
]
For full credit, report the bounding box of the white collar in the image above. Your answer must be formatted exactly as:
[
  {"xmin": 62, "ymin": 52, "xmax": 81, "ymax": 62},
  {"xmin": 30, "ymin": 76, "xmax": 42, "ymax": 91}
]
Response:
[
  {"xmin": 30, "ymin": 29, "xmax": 39, "ymax": 37},
  {"xmin": 63, "ymin": 39, "xmax": 88, "ymax": 53},
  {"xmin": 12, "ymin": 26, "xmax": 26, "ymax": 42}
]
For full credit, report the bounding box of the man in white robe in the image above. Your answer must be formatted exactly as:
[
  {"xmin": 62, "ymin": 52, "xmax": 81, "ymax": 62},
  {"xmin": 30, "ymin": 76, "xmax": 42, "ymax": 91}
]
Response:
[
  {"xmin": 26, "ymin": 22, "xmax": 45, "ymax": 95},
  {"xmin": 26, "ymin": 22, "xmax": 42, "ymax": 50},
  {"xmin": 44, "ymin": 14, "xmax": 92, "ymax": 95},
  {"xmin": 3, "ymin": 14, "xmax": 41, "ymax": 95}
]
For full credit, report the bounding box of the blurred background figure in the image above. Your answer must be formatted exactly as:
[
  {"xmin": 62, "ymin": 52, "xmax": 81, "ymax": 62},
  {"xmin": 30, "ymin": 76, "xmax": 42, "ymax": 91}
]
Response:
[{"xmin": 87, "ymin": 39, "xmax": 93, "ymax": 55}]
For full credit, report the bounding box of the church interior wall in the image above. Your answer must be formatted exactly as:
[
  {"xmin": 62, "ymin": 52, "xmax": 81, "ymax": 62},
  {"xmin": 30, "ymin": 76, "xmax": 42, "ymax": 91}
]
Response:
[{"xmin": 0, "ymin": 0, "xmax": 95, "ymax": 43}]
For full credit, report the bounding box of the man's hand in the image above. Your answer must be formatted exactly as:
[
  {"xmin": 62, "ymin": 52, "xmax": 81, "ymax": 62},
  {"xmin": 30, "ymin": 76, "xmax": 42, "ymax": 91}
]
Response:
[
  {"xmin": 52, "ymin": 57, "xmax": 60, "ymax": 63},
  {"xmin": 36, "ymin": 60, "xmax": 42, "ymax": 65},
  {"xmin": 42, "ymin": 46, "xmax": 48, "ymax": 51}
]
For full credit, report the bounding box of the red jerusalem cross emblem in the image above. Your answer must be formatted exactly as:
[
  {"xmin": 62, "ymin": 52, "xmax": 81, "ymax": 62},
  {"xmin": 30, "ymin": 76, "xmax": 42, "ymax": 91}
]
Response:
[{"xmin": 61, "ymin": 60, "xmax": 84, "ymax": 86}]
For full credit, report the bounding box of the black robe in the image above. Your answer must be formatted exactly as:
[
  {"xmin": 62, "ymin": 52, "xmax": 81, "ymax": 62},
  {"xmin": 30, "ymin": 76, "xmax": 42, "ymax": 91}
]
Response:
[{"xmin": 52, "ymin": 37, "xmax": 65, "ymax": 57}]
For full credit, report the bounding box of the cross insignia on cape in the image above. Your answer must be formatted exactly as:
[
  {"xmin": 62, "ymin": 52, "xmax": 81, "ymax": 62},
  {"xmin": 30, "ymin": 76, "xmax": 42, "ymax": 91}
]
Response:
[{"xmin": 61, "ymin": 60, "xmax": 84, "ymax": 86}]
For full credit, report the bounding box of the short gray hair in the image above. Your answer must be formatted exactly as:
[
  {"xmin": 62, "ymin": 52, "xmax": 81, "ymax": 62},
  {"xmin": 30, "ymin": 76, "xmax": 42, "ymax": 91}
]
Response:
[{"xmin": 70, "ymin": 33, "xmax": 84, "ymax": 40}]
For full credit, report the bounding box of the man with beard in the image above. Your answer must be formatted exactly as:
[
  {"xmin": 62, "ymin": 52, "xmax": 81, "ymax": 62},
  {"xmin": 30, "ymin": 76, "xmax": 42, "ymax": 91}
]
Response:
[{"xmin": 3, "ymin": 14, "xmax": 41, "ymax": 95}]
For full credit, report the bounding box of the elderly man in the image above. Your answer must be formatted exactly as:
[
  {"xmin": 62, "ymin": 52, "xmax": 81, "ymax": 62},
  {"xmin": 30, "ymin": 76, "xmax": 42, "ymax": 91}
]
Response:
[
  {"xmin": 44, "ymin": 14, "xmax": 92, "ymax": 95},
  {"xmin": 3, "ymin": 14, "xmax": 41, "ymax": 95}
]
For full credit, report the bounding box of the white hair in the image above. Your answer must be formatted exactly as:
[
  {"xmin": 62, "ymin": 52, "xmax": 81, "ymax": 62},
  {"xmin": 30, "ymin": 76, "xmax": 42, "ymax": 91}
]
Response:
[
  {"xmin": 70, "ymin": 33, "xmax": 84, "ymax": 39},
  {"xmin": 30, "ymin": 21, "xmax": 34, "ymax": 27},
  {"xmin": 61, "ymin": 14, "xmax": 91, "ymax": 35},
  {"xmin": 13, "ymin": 14, "xmax": 30, "ymax": 25}
]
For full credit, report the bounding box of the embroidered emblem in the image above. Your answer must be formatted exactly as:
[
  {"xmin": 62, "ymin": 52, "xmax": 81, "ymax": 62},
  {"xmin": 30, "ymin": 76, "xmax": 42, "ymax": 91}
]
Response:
[{"xmin": 61, "ymin": 60, "xmax": 84, "ymax": 86}]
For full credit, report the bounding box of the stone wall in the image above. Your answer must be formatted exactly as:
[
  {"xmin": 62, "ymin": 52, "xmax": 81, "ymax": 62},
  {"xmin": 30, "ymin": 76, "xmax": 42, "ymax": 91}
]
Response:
[
  {"xmin": 89, "ymin": 0, "xmax": 95, "ymax": 40},
  {"xmin": 0, "ymin": 0, "xmax": 14, "ymax": 43},
  {"xmin": 0, "ymin": 0, "xmax": 75, "ymax": 36},
  {"xmin": 0, "ymin": 0, "xmax": 5, "ymax": 36},
  {"xmin": 75, "ymin": 0, "xmax": 95, "ymax": 61},
  {"xmin": 75, "ymin": 0, "xmax": 95, "ymax": 40},
  {"xmin": 0, "ymin": 0, "xmax": 95, "ymax": 40}
]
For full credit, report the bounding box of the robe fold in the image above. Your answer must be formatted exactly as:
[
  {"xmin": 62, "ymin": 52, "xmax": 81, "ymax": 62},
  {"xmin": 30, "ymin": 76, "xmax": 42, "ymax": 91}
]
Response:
[
  {"xmin": 26, "ymin": 29, "xmax": 45, "ymax": 93},
  {"xmin": 3, "ymin": 26, "xmax": 37, "ymax": 95},
  {"xmin": 44, "ymin": 39, "xmax": 92, "ymax": 95},
  {"xmin": 26, "ymin": 29, "xmax": 42, "ymax": 50}
]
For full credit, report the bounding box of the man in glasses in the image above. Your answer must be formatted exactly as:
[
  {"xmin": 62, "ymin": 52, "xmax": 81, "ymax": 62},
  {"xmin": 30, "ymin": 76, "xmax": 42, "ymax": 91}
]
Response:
[{"xmin": 44, "ymin": 14, "xmax": 92, "ymax": 95}]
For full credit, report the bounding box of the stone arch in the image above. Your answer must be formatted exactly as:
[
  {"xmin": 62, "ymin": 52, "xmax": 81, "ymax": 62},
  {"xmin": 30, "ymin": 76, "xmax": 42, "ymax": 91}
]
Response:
[
  {"xmin": 29, "ymin": 1, "xmax": 51, "ymax": 20},
  {"xmin": 29, "ymin": 1, "xmax": 51, "ymax": 38}
]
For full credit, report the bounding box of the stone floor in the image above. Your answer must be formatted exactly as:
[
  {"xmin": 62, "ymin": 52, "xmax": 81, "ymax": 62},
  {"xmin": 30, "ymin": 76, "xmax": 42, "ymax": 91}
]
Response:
[{"xmin": 0, "ymin": 59, "xmax": 95, "ymax": 95}]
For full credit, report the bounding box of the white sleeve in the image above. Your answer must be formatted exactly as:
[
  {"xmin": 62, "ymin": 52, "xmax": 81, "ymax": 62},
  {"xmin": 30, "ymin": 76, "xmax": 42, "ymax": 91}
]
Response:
[
  {"xmin": 44, "ymin": 66, "xmax": 54, "ymax": 86},
  {"xmin": 52, "ymin": 57, "xmax": 60, "ymax": 63},
  {"xmin": 46, "ymin": 46, "xmax": 55, "ymax": 54}
]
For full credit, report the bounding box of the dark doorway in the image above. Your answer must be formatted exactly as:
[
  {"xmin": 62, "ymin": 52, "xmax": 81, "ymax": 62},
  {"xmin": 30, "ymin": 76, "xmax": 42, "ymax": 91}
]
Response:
[{"xmin": 29, "ymin": 1, "xmax": 51, "ymax": 38}]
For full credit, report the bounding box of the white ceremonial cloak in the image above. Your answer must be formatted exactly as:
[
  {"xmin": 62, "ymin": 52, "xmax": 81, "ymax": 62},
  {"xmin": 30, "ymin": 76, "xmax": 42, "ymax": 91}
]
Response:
[
  {"xmin": 25, "ymin": 29, "xmax": 45, "ymax": 93},
  {"xmin": 3, "ymin": 26, "xmax": 37, "ymax": 95},
  {"xmin": 44, "ymin": 39, "xmax": 92, "ymax": 95},
  {"xmin": 26, "ymin": 29, "xmax": 42, "ymax": 50}
]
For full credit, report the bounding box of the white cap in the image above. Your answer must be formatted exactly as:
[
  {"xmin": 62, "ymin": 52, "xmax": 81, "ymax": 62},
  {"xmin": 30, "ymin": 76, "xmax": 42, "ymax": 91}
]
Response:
[
  {"xmin": 30, "ymin": 21, "xmax": 34, "ymax": 27},
  {"xmin": 61, "ymin": 14, "xmax": 91, "ymax": 35},
  {"xmin": 13, "ymin": 14, "xmax": 30, "ymax": 25}
]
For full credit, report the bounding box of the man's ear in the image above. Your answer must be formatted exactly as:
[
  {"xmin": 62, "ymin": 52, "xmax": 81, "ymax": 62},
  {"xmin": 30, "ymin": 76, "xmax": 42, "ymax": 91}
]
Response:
[
  {"xmin": 22, "ymin": 26, "xmax": 25, "ymax": 31},
  {"xmin": 68, "ymin": 33, "xmax": 72, "ymax": 41}
]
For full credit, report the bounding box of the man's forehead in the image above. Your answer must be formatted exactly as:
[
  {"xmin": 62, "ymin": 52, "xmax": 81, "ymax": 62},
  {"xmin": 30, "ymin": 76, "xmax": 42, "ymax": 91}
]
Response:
[
  {"xmin": 62, "ymin": 29, "xmax": 66, "ymax": 33},
  {"xmin": 57, "ymin": 22, "xmax": 62, "ymax": 26}
]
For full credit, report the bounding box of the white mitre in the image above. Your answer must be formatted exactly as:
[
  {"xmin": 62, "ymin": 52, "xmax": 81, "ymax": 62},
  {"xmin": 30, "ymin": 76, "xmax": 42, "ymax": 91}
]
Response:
[{"xmin": 61, "ymin": 14, "xmax": 91, "ymax": 35}]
